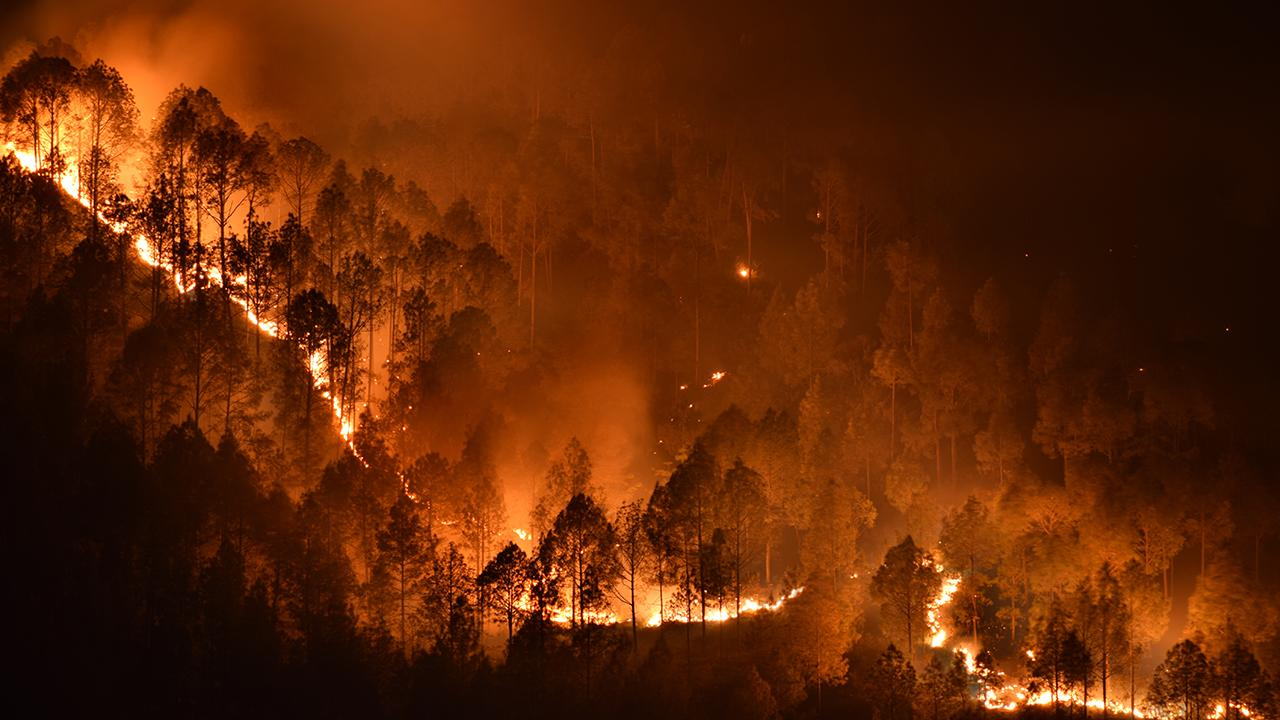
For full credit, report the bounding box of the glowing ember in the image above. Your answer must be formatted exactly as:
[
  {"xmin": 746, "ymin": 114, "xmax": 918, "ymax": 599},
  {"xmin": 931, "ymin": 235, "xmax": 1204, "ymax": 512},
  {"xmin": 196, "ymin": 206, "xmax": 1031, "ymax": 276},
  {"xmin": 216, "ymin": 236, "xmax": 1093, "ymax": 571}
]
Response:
[
  {"xmin": 736, "ymin": 264, "xmax": 750, "ymax": 279},
  {"xmin": 702, "ymin": 370, "xmax": 726, "ymax": 388}
]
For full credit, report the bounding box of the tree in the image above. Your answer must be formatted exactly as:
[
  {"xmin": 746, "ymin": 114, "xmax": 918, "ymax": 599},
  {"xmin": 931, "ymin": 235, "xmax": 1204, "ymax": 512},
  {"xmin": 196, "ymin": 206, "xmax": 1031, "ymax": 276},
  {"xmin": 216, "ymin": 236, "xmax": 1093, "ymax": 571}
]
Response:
[
  {"xmin": 940, "ymin": 496, "xmax": 993, "ymax": 579},
  {"xmin": 1187, "ymin": 554, "xmax": 1275, "ymax": 649},
  {"xmin": 312, "ymin": 182, "xmax": 352, "ymax": 294},
  {"xmin": 769, "ymin": 584, "xmax": 850, "ymax": 711},
  {"xmin": 195, "ymin": 115, "xmax": 248, "ymax": 299},
  {"xmin": 239, "ymin": 128, "xmax": 275, "ymax": 225},
  {"xmin": 1061, "ymin": 629, "xmax": 1093, "ymax": 710},
  {"xmin": 403, "ymin": 451, "xmax": 452, "ymax": 534},
  {"xmin": 107, "ymin": 322, "xmax": 182, "ymax": 457},
  {"xmin": 276, "ymin": 136, "xmax": 330, "ymax": 228},
  {"xmin": 420, "ymin": 542, "xmax": 473, "ymax": 649},
  {"xmin": 801, "ymin": 477, "xmax": 875, "ymax": 597},
  {"xmin": 375, "ymin": 492, "xmax": 431, "ymax": 654},
  {"xmin": 443, "ymin": 196, "xmax": 483, "ymax": 247},
  {"xmin": 333, "ymin": 251, "xmax": 384, "ymax": 416},
  {"xmin": 1029, "ymin": 599, "xmax": 1091, "ymax": 711},
  {"xmin": 610, "ymin": 500, "xmax": 649, "ymax": 647},
  {"xmin": 1147, "ymin": 640, "xmax": 1212, "ymax": 720},
  {"xmin": 1078, "ymin": 563, "xmax": 1132, "ymax": 715},
  {"xmin": 151, "ymin": 86, "xmax": 226, "ymax": 274},
  {"xmin": 75, "ymin": 59, "xmax": 139, "ymax": 230},
  {"xmin": 872, "ymin": 345, "xmax": 913, "ymax": 460},
  {"xmin": 1212, "ymin": 635, "xmax": 1274, "ymax": 720},
  {"xmin": 872, "ymin": 644, "xmax": 918, "ymax": 720},
  {"xmin": 920, "ymin": 651, "xmax": 970, "ymax": 720},
  {"xmin": 0, "ymin": 51, "xmax": 77, "ymax": 175},
  {"xmin": 543, "ymin": 493, "xmax": 617, "ymax": 626},
  {"xmin": 940, "ymin": 497, "xmax": 995, "ymax": 647},
  {"xmin": 658, "ymin": 442, "xmax": 719, "ymax": 635},
  {"xmin": 720, "ymin": 459, "xmax": 770, "ymax": 614},
  {"xmin": 1133, "ymin": 503, "xmax": 1185, "ymax": 599},
  {"xmin": 477, "ymin": 542, "xmax": 529, "ymax": 641},
  {"xmin": 271, "ymin": 214, "xmax": 313, "ymax": 328},
  {"xmin": 455, "ymin": 422, "xmax": 506, "ymax": 569},
  {"xmin": 643, "ymin": 482, "xmax": 678, "ymax": 627},
  {"xmin": 354, "ymin": 166, "xmax": 395, "ymax": 251},
  {"xmin": 379, "ymin": 219, "xmax": 412, "ymax": 371},
  {"xmin": 532, "ymin": 437, "xmax": 597, "ymax": 537},
  {"xmin": 872, "ymin": 536, "xmax": 943, "ymax": 662},
  {"xmin": 176, "ymin": 285, "xmax": 241, "ymax": 431},
  {"xmin": 285, "ymin": 288, "xmax": 341, "ymax": 472},
  {"xmin": 971, "ymin": 277, "xmax": 1011, "ymax": 340},
  {"xmin": 228, "ymin": 218, "xmax": 278, "ymax": 361}
]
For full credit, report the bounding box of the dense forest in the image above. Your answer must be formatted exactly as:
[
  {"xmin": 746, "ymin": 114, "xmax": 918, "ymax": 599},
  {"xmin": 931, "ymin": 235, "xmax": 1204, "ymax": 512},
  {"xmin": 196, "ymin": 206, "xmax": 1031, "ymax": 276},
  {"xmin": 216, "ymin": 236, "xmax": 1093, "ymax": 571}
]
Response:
[{"xmin": 1, "ymin": 4, "xmax": 1278, "ymax": 719}]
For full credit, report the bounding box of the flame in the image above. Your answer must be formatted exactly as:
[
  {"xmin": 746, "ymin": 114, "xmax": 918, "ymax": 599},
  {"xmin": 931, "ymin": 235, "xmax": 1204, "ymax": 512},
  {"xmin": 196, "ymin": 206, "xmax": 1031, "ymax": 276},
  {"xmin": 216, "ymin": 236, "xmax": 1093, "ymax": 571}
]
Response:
[
  {"xmin": 5, "ymin": 143, "xmax": 364, "ymax": 455},
  {"xmin": 702, "ymin": 370, "xmax": 726, "ymax": 388},
  {"xmin": 926, "ymin": 561, "xmax": 961, "ymax": 647},
  {"xmin": 513, "ymin": 527, "xmax": 531, "ymax": 542},
  {"xmin": 9, "ymin": 144, "xmax": 1262, "ymax": 720},
  {"xmin": 1210, "ymin": 704, "xmax": 1255, "ymax": 720},
  {"xmin": 645, "ymin": 586, "xmax": 804, "ymax": 627},
  {"xmin": 926, "ymin": 555, "xmax": 1166, "ymax": 719}
]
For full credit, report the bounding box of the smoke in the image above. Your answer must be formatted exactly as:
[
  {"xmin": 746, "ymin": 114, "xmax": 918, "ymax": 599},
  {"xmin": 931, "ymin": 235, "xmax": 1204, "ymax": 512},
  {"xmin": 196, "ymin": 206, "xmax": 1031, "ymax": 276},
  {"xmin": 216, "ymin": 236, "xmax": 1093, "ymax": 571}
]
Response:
[
  {"xmin": 7, "ymin": 3, "xmax": 434, "ymax": 141},
  {"xmin": 6, "ymin": 0, "xmax": 1280, "ymax": 516}
]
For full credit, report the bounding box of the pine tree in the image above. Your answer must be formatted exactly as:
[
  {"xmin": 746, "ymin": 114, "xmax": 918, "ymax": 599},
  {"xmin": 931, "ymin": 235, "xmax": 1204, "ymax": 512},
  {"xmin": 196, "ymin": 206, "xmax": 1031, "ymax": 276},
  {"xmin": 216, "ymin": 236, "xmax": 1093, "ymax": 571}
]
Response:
[
  {"xmin": 1146, "ymin": 640, "xmax": 1212, "ymax": 720},
  {"xmin": 375, "ymin": 492, "xmax": 431, "ymax": 653}
]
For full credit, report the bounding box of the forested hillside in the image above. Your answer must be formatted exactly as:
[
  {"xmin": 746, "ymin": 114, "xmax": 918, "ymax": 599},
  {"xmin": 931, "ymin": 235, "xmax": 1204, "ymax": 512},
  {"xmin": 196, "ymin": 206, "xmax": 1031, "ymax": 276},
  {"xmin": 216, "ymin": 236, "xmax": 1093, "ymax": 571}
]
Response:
[{"xmin": 1, "ymin": 6, "xmax": 1278, "ymax": 718}]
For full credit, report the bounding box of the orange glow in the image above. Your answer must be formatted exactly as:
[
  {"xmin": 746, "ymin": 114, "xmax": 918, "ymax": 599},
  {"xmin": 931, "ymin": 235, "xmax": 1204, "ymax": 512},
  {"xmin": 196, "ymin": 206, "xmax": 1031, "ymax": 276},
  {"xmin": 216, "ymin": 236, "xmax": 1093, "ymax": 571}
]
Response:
[
  {"xmin": 5, "ymin": 142, "xmax": 368, "ymax": 461},
  {"xmin": 645, "ymin": 586, "xmax": 804, "ymax": 627}
]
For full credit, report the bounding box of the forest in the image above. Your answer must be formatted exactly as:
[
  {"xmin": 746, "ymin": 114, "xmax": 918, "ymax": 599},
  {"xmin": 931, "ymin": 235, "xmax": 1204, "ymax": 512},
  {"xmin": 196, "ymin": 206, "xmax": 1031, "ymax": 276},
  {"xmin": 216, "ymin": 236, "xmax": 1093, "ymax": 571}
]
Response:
[{"xmin": 1, "ymin": 3, "xmax": 1278, "ymax": 719}]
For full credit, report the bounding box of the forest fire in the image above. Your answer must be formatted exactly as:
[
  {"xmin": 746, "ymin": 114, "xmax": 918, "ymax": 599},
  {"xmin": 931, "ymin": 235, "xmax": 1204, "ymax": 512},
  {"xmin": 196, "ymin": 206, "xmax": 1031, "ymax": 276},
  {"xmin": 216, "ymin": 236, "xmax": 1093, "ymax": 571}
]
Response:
[
  {"xmin": 4, "ymin": 141, "xmax": 359, "ymax": 444},
  {"xmin": 926, "ymin": 563, "xmax": 962, "ymax": 647},
  {"xmin": 645, "ymin": 587, "xmax": 804, "ymax": 627},
  {"xmin": 2, "ymin": 7, "xmax": 1276, "ymax": 719}
]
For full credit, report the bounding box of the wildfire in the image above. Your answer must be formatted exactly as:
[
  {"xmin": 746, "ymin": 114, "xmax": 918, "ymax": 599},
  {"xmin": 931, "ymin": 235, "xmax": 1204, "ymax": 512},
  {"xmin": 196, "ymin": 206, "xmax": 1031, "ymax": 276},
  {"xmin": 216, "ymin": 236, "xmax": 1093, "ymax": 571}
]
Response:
[
  {"xmin": 736, "ymin": 264, "xmax": 750, "ymax": 279},
  {"xmin": 926, "ymin": 562, "xmax": 961, "ymax": 647},
  {"xmin": 645, "ymin": 586, "xmax": 804, "ymax": 627},
  {"xmin": 1210, "ymin": 704, "xmax": 1254, "ymax": 719},
  {"xmin": 5, "ymin": 143, "xmax": 361, "ymax": 446},
  {"xmin": 928, "ymin": 558, "xmax": 1154, "ymax": 718}
]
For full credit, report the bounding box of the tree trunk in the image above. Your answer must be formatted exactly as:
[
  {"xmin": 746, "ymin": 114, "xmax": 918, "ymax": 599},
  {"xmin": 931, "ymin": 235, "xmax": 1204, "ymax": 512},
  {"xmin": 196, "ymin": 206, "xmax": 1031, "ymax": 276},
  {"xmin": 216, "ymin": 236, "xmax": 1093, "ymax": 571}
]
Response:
[
  {"xmin": 765, "ymin": 538, "xmax": 772, "ymax": 586},
  {"xmin": 890, "ymin": 380, "xmax": 897, "ymax": 461},
  {"xmin": 934, "ymin": 411, "xmax": 942, "ymax": 486},
  {"xmin": 742, "ymin": 187, "xmax": 754, "ymax": 292}
]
